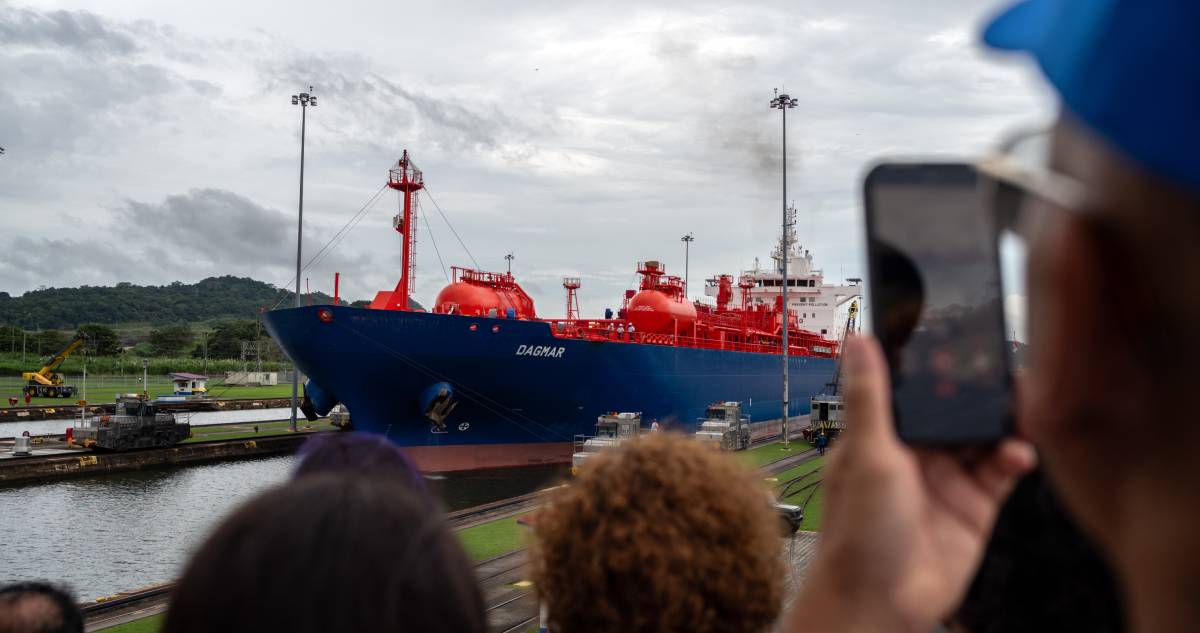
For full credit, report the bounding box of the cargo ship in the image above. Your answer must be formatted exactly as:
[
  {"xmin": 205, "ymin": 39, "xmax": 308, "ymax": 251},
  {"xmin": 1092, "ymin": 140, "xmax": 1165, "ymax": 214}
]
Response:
[{"xmin": 263, "ymin": 152, "xmax": 861, "ymax": 472}]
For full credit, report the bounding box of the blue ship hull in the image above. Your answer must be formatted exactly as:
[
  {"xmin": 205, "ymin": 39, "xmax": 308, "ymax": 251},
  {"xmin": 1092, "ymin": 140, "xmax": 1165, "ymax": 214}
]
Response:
[{"xmin": 264, "ymin": 305, "xmax": 835, "ymax": 472}]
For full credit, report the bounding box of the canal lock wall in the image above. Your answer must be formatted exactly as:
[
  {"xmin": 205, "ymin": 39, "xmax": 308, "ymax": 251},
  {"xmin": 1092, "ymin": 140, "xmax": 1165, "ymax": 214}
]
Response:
[{"xmin": 0, "ymin": 433, "xmax": 318, "ymax": 485}]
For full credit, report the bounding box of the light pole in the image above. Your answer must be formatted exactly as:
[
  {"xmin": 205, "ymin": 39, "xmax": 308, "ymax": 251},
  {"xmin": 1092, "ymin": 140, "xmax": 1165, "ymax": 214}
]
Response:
[
  {"xmin": 771, "ymin": 89, "xmax": 798, "ymax": 448},
  {"xmin": 680, "ymin": 233, "xmax": 694, "ymax": 297},
  {"xmin": 505, "ymin": 252, "xmax": 514, "ymax": 275},
  {"xmin": 290, "ymin": 86, "xmax": 317, "ymax": 432}
]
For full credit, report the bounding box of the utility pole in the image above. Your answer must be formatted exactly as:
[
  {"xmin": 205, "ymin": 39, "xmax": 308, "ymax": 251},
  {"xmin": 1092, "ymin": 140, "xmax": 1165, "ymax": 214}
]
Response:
[
  {"xmin": 201, "ymin": 330, "xmax": 209, "ymax": 375},
  {"xmin": 680, "ymin": 233, "xmax": 694, "ymax": 297},
  {"xmin": 505, "ymin": 252, "xmax": 514, "ymax": 275},
  {"xmin": 771, "ymin": 88, "xmax": 798, "ymax": 448},
  {"xmin": 290, "ymin": 86, "xmax": 316, "ymax": 432}
]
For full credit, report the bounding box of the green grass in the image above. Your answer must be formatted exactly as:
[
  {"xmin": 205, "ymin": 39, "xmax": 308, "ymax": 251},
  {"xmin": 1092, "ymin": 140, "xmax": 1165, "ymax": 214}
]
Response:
[
  {"xmin": 202, "ymin": 384, "xmax": 296, "ymax": 399},
  {"xmin": 736, "ymin": 441, "xmax": 810, "ymax": 469},
  {"xmin": 97, "ymin": 614, "xmax": 163, "ymax": 633},
  {"xmin": 456, "ymin": 517, "xmax": 529, "ymax": 562},
  {"xmin": 1, "ymin": 382, "xmax": 296, "ymax": 406},
  {"xmin": 770, "ymin": 456, "xmax": 827, "ymax": 531},
  {"xmin": 0, "ymin": 352, "xmax": 284, "ymax": 378},
  {"xmin": 181, "ymin": 419, "xmax": 333, "ymax": 443},
  {"xmin": 797, "ymin": 486, "xmax": 824, "ymax": 531}
]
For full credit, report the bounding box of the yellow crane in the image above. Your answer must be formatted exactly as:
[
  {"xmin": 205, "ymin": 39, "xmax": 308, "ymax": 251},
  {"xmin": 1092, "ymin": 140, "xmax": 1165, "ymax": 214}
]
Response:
[{"xmin": 23, "ymin": 335, "xmax": 87, "ymax": 398}]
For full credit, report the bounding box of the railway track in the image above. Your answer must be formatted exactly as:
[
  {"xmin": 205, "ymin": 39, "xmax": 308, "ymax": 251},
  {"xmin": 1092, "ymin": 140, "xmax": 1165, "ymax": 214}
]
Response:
[
  {"xmin": 81, "ymin": 546, "xmax": 539, "ymax": 633},
  {"xmin": 79, "ymin": 443, "xmax": 822, "ymax": 631},
  {"xmin": 79, "ymin": 493, "xmax": 548, "ymax": 631}
]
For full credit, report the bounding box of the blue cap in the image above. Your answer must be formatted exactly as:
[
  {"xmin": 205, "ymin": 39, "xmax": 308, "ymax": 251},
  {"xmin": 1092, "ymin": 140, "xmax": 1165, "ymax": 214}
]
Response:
[{"xmin": 983, "ymin": 0, "xmax": 1200, "ymax": 193}]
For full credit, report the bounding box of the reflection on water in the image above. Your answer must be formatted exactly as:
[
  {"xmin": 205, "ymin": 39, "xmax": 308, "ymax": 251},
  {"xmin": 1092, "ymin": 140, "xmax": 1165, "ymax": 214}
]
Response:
[{"xmin": 0, "ymin": 456, "xmax": 567, "ymax": 600}]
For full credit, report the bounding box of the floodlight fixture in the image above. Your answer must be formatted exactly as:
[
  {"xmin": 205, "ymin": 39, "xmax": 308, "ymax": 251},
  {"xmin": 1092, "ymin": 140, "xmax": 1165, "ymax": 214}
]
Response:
[{"xmin": 680, "ymin": 233, "xmax": 695, "ymax": 294}]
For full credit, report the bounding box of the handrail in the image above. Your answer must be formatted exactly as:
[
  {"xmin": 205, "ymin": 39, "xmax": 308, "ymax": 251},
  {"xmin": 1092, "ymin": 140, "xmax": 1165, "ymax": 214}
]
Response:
[{"xmin": 544, "ymin": 319, "xmax": 838, "ymax": 357}]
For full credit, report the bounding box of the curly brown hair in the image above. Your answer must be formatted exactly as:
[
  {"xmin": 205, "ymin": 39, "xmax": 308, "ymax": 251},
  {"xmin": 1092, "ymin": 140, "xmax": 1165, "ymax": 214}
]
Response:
[{"xmin": 532, "ymin": 432, "xmax": 783, "ymax": 633}]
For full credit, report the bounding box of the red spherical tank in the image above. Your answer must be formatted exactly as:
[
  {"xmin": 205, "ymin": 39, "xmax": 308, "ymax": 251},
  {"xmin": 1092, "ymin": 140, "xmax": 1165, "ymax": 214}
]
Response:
[
  {"xmin": 433, "ymin": 270, "xmax": 537, "ymax": 319},
  {"xmin": 627, "ymin": 290, "xmax": 696, "ymax": 336},
  {"xmin": 435, "ymin": 281, "xmax": 497, "ymax": 316}
]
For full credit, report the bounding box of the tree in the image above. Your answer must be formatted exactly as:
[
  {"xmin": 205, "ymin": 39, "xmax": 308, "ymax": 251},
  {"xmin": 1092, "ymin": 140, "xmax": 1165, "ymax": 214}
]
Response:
[
  {"xmin": 203, "ymin": 320, "xmax": 260, "ymax": 359},
  {"xmin": 149, "ymin": 323, "xmax": 194, "ymax": 356},
  {"xmin": 0, "ymin": 323, "xmax": 23, "ymax": 353},
  {"xmin": 77, "ymin": 323, "xmax": 121, "ymax": 356},
  {"xmin": 32, "ymin": 330, "xmax": 70, "ymax": 357},
  {"xmin": 0, "ymin": 276, "xmax": 345, "ymax": 329}
]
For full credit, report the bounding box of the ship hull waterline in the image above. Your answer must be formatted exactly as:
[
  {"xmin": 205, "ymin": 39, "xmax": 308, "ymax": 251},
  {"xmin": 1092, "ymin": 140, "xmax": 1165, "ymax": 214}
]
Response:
[{"xmin": 264, "ymin": 305, "xmax": 834, "ymax": 473}]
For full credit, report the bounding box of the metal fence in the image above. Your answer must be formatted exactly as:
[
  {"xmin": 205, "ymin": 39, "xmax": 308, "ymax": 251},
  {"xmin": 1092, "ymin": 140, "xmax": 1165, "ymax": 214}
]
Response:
[{"xmin": 0, "ymin": 375, "xmax": 176, "ymax": 398}]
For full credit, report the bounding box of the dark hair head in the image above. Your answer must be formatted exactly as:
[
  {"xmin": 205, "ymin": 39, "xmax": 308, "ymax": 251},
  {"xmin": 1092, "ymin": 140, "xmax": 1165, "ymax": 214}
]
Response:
[
  {"xmin": 294, "ymin": 432, "xmax": 426, "ymax": 491},
  {"xmin": 533, "ymin": 432, "xmax": 782, "ymax": 633},
  {"xmin": 0, "ymin": 581, "xmax": 83, "ymax": 633},
  {"xmin": 953, "ymin": 469, "xmax": 1126, "ymax": 633},
  {"xmin": 163, "ymin": 475, "xmax": 484, "ymax": 633}
]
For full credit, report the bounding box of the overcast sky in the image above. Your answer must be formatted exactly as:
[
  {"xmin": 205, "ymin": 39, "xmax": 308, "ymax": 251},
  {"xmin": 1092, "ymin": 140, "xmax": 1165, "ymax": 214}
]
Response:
[{"xmin": 0, "ymin": 0, "xmax": 1053, "ymax": 317}]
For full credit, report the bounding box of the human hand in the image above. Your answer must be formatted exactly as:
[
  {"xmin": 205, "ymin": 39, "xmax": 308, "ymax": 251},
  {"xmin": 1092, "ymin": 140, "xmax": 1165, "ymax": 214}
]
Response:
[{"xmin": 785, "ymin": 336, "xmax": 1035, "ymax": 633}]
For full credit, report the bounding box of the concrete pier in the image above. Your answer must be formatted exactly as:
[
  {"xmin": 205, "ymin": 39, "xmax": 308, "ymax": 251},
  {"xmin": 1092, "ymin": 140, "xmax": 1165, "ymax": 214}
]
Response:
[
  {"xmin": 0, "ymin": 397, "xmax": 296, "ymax": 423},
  {"xmin": 0, "ymin": 433, "xmax": 321, "ymax": 485}
]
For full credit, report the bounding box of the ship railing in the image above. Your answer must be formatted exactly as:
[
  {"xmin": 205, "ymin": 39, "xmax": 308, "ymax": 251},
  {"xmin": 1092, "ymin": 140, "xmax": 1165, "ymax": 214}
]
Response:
[
  {"xmin": 453, "ymin": 266, "xmax": 519, "ymax": 288},
  {"xmin": 573, "ymin": 434, "xmax": 593, "ymax": 454},
  {"xmin": 545, "ymin": 319, "xmax": 838, "ymax": 357}
]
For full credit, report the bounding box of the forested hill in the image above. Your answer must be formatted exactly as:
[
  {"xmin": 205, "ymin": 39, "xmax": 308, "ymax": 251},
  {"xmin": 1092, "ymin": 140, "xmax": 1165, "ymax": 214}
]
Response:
[{"xmin": 0, "ymin": 276, "xmax": 344, "ymax": 329}]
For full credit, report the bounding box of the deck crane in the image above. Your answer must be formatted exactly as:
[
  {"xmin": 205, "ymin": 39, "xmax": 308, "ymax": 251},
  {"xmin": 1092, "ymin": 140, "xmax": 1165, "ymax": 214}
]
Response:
[
  {"xmin": 807, "ymin": 300, "xmax": 859, "ymax": 439},
  {"xmin": 825, "ymin": 300, "xmax": 859, "ymax": 397},
  {"xmin": 22, "ymin": 334, "xmax": 87, "ymax": 398}
]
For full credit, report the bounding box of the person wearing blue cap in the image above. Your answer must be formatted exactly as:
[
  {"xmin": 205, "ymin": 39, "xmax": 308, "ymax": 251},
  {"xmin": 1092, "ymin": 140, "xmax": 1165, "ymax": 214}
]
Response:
[{"xmin": 781, "ymin": 2, "xmax": 1200, "ymax": 633}]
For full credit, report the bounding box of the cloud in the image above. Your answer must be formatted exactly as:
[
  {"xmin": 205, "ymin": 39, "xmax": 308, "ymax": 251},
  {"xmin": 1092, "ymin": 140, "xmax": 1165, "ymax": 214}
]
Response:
[
  {"xmin": 0, "ymin": 235, "xmax": 151, "ymax": 291},
  {"xmin": 0, "ymin": 0, "xmax": 1053, "ymax": 317},
  {"xmin": 0, "ymin": 188, "xmax": 370, "ymax": 295},
  {"xmin": 0, "ymin": 5, "xmax": 220, "ymax": 173},
  {"xmin": 0, "ymin": 5, "xmax": 137, "ymax": 56},
  {"xmin": 119, "ymin": 189, "xmax": 299, "ymax": 268}
]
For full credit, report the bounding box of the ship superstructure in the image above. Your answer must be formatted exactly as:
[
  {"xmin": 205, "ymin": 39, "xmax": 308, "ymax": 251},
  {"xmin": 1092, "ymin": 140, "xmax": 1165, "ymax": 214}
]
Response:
[{"xmin": 706, "ymin": 206, "xmax": 860, "ymax": 342}]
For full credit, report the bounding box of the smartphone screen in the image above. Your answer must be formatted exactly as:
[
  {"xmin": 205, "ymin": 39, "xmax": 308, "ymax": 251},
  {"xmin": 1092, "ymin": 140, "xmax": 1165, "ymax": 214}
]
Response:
[{"xmin": 864, "ymin": 163, "xmax": 1012, "ymax": 444}]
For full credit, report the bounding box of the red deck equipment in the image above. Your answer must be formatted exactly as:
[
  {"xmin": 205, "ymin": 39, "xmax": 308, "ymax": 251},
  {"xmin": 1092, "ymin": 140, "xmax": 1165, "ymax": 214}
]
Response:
[
  {"xmin": 366, "ymin": 155, "xmax": 839, "ymax": 359},
  {"xmin": 380, "ymin": 150, "xmax": 425, "ymax": 311},
  {"xmin": 433, "ymin": 267, "xmax": 537, "ymax": 319}
]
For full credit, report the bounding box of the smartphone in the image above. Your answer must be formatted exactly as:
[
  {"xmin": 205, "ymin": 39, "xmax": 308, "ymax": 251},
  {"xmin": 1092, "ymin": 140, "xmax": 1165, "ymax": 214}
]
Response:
[{"xmin": 863, "ymin": 162, "xmax": 1012, "ymax": 444}]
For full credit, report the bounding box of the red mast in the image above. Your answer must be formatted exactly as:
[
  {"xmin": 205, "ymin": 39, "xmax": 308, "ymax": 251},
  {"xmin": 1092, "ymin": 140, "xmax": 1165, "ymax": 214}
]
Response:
[
  {"xmin": 386, "ymin": 150, "xmax": 425, "ymax": 311},
  {"xmin": 563, "ymin": 277, "xmax": 581, "ymax": 320}
]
